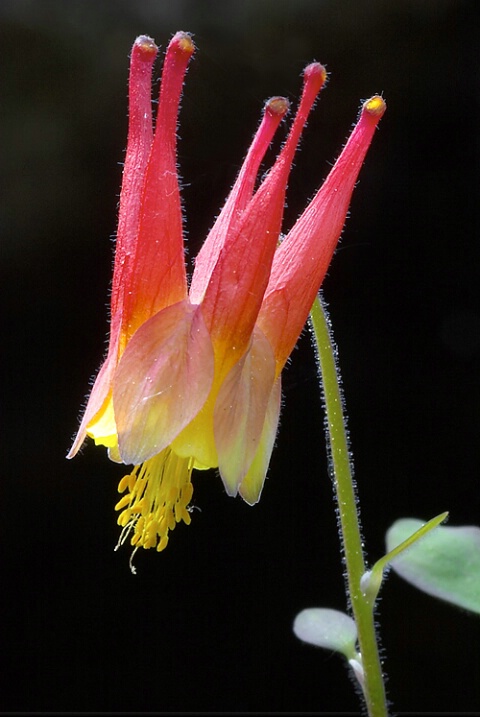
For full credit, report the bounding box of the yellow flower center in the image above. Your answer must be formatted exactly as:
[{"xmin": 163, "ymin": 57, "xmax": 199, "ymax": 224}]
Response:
[{"xmin": 115, "ymin": 447, "xmax": 194, "ymax": 566}]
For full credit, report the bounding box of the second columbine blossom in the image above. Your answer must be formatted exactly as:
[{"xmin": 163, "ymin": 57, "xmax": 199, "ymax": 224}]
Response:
[{"xmin": 68, "ymin": 31, "xmax": 385, "ymax": 554}]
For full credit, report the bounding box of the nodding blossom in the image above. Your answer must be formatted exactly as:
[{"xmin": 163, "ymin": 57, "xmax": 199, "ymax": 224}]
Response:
[{"xmin": 68, "ymin": 32, "xmax": 386, "ymax": 557}]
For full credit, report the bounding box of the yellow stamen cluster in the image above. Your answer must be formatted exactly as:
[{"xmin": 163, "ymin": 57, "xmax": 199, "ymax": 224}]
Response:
[{"xmin": 115, "ymin": 448, "xmax": 194, "ymax": 556}]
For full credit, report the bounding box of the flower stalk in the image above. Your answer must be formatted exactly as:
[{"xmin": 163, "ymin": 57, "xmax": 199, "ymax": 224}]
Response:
[{"xmin": 310, "ymin": 295, "xmax": 388, "ymax": 717}]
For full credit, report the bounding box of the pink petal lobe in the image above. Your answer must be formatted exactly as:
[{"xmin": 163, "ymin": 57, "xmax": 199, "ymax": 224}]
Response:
[
  {"xmin": 68, "ymin": 38, "xmax": 159, "ymax": 459},
  {"xmin": 259, "ymin": 95, "xmax": 386, "ymax": 371},
  {"xmin": 190, "ymin": 96, "xmax": 289, "ymax": 304},
  {"xmin": 239, "ymin": 375, "xmax": 282, "ymax": 505},
  {"xmin": 122, "ymin": 33, "xmax": 195, "ymax": 340},
  {"xmin": 67, "ymin": 352, "xmax": 116, "ymax": 459},
  {"xmin": 200, "ymin": 64, "xmax": 327, "ymax": 367},
  {"xmin": 214, "ymin": 327, "xmax": 276, "ymax": 496},
  {"xmin": 114, "ymin": 300, "xmax": 214, "ymax": 465},
  {"xmin": 111, "ymin": 36, "xmax": 158, "ymax": 323},
  {"xmin": 67, "ymin": 309, "xmax": 123, "ymax": 458}
]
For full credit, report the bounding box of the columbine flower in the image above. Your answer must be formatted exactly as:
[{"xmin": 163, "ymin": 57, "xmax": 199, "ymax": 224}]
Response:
[{"xmin": 68, "ymin": 31, "xmax": 385, "ymax": 556}]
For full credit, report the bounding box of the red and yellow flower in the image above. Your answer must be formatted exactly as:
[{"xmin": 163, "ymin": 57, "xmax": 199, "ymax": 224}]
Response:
[{"xmin": 68, "ymin": 32, "xmax": 385, "ymax": 555}]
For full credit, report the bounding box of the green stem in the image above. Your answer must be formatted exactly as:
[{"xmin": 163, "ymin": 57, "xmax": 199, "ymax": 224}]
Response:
[{"xmin": 309, "ymin": 294, "xmax": 388, "ymax": 717}]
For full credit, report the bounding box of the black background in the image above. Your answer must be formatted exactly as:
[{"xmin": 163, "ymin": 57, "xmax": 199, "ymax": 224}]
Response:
[{"xmin": 2, "ymin": 0, "xmax": 479, "ymax": 713}]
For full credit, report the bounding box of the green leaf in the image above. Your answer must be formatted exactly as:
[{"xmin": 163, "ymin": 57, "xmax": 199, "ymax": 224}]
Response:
[
  {"xmin": 386, "ymin": 518, "xmax": 480, "ymax": 614},
  {"xmin": 293, "ymin": 608, "xmax": 358, "ymax": 659},
  {"xmin": 361, "ymin": 511, "xmax": 448, "ymax": 605}
]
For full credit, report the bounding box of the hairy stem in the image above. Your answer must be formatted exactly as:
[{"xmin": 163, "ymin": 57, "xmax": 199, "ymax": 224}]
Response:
[{"xmin": 309, "ymin": 294, "xmax": 388, "ymax": 717}]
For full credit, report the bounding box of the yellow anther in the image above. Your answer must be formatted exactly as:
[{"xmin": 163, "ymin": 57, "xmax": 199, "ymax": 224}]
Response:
[
  {"xmin": 136, "ymin": 516, "xmax": 145, "ymax": 534},
  {"xmin": 157, "ymin": 535, "xmax": 169, "ymax": 552},
  {"xmin": 117, "ymin": 510, "xmax": 131, "ymax": 527},
  {"xmin": 146, "ymin": 518, "xmax": 158, "ymax": 535},
  {"xmin": 157, "ymin": 516, "xmax": 168, "ymax": 536},
  {"xmin": 174, "ymin": 501, "xmax": 182, "ymax": 523},
  {"xmin": 145, "ymin": 534, "xmax": 157, "ymax": 549},
  {"xmin": 181, "ymin": 482, "xmax": 194, "ymax": 505},
  {"xmin": 115, "ymin": 494, "xmax": 131, "ymax": 511},
  {"xmin": 128, "ymin": 472, "xmax": 137, "ymax": 491},
  {"xmin": 130, "ymin": 499, "xmax": 145, "ymax": 514},
  {"xmin": 118, "ymin": 474, "xmax": 131, "ymax": 493}
]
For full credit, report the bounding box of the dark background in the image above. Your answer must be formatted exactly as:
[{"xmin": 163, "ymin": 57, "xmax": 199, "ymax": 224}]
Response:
[{"xmin": 2, "ymin": 0, "xmax": 479, "ymax": 712}]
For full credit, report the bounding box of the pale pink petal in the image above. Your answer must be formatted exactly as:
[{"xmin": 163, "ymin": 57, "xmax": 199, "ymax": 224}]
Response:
[
  {"xmin": 239, "ymin": 375, "xmax": 282, "ymax": 505},
  {"xmin": 214, "ymin": 327, "xmax": 276, "ymax": 496},
  {"xmin": 114, "ymin": 300, "xmax": 214, "ymax": 465}
]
